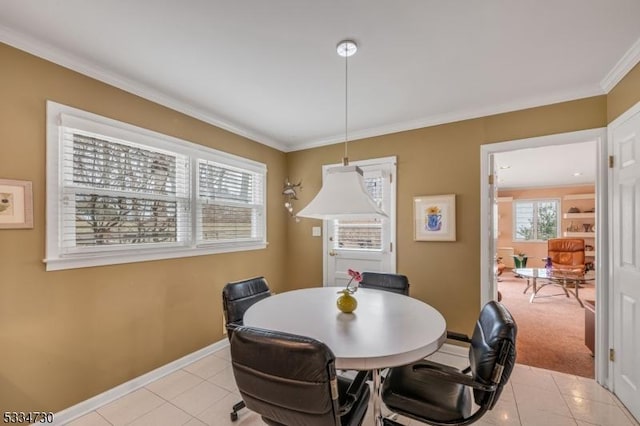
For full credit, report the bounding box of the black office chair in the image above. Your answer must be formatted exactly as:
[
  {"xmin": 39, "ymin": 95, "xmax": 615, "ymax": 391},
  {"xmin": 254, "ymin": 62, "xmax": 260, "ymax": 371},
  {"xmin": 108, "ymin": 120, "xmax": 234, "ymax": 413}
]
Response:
[
  {"xmin": 230, "ymin": 326, "xmax": 371, "ymax": 426},
  {"xmin": 359, "ymin": 272, "xmax": 410, "ymax": 295},
  {"xmin": 381, "ymin": 301, "xmax": 517, "ymax": 426},
  {"xmin": 222, "ymin": 276, "xmax": 271, "ymax": 421}
]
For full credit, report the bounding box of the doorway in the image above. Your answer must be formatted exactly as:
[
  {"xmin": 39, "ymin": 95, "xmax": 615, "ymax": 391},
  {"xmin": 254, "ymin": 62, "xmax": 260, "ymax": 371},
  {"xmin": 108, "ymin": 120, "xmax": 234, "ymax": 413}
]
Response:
[
  {"xmin": 492, "ymin": 145, "xmax": 596, "ymax": 377},
  {"xmin": 323, "ymin": 156, "xmax": 397, "ymax": 286},
  {"xmin": 480, "ymin": 128, "xmax": 609, "ymax": 383}
]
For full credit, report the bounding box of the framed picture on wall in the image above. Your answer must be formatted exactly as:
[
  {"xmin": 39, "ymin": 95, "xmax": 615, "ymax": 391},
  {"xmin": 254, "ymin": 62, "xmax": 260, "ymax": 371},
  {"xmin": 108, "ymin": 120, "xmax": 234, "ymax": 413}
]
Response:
[
  {"xmin": 413, "ymin": 194, "xmax": 456, "ymax": 241},
  {"xmin": 0, "ymin": 179, "xmax": 34, "ymax": 229}
]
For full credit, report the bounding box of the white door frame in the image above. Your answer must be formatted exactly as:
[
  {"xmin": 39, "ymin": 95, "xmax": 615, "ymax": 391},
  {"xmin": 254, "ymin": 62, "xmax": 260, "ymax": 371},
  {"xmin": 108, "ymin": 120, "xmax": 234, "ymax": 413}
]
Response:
[
  {"xmin": 479, "ymin": 127, "xmax": 609, "ymax": 385},
  {"xmin": 322, "ymin": 156, "xmax": 398, "ymax": 285}
]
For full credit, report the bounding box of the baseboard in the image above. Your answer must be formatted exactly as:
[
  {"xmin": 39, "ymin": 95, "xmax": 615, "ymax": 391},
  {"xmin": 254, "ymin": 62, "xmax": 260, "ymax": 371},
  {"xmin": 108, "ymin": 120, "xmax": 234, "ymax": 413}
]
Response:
[
  {"xmin": 53, "ymin": 339, "xmax": 229, "ymax": 425},
  {"xmin": 438, "ymin": 342, "xmax": 469, "ymax": 358},
  {"xmin": 54, "ymin": 339, "xmax": 463, "ymax": 425}
]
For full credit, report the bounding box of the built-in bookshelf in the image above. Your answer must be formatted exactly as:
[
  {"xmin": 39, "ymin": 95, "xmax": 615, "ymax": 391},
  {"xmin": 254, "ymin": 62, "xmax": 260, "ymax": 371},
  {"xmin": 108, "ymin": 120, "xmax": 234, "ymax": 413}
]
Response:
[{"xmin": 562, "ymin": 193, "xmax": 595, "ymax": 257}]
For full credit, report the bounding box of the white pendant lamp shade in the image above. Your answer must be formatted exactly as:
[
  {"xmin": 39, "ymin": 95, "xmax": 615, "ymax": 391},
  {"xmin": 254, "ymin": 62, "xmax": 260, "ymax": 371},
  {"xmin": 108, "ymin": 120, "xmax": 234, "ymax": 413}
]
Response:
[
  {"xmin": 296, "ymin": 165, "xmax": 388, "ymax": 220},
  {"xmin": 296, "ymin": 39, "xmax": 386, "ymax": 220}
]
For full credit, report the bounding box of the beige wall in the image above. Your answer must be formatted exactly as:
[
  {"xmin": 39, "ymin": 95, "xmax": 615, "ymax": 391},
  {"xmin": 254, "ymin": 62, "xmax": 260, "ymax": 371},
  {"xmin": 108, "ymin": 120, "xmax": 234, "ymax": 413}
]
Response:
[
  {"xmin": 286, "ymin": 99, "xmax": 606, "ymax": 336},
  {"xmin": 608, "ymin": 62, "xmax": 640, "ymax": 123},
  {"xmin": 0, "ymin": 43, "xmax": 288, "ymax": 413},
  {"xmin": 497, "ymin": 185, "xmax": 595, "ymax": 268},
  {"xmin": 1, "ymin": 36, "xmax": 639, "ymax": 414}
]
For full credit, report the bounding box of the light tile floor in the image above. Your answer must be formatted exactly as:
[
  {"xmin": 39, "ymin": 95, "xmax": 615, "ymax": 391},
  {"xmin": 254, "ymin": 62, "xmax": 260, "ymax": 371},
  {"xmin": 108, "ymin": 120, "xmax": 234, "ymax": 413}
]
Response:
[{"xmin": 67, "ymin": 346, "xmax": 639, "ymax": 426}]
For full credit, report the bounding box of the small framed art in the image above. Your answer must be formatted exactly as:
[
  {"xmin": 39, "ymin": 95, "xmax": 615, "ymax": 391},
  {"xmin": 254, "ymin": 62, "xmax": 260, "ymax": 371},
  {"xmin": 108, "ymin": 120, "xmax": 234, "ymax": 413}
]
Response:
[
  {"xmin": 413, "ymin": 194, "xmax": 456, "ymax": 241},
  {"xmin": 0, "ymin": 179, "xmax": 34, "ymax": 229}
]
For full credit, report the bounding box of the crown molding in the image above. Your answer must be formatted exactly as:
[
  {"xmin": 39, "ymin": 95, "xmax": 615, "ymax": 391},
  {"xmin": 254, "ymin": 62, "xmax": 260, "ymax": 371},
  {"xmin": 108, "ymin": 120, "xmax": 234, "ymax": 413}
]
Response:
[
  {"xmin": 0, "ymin": 25, "xmax": 289, "ymax": 152},
  {"xmin": 601, "ymin": 36, "xmax": 640, "ymax": 93},
  {"xmin": 289, "ymin": 85, "xmax": 604, "ymax": 152},
  {"xmin": 2, "ymin": 23, "xmax": 627, "ymax": 154}
]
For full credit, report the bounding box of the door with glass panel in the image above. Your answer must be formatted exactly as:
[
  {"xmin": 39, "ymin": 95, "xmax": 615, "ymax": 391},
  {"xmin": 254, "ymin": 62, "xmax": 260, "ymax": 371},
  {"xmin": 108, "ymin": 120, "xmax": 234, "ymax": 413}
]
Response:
[{"xmin": 324, "ymin": 157, "xmax": 396, "ymax": 287}]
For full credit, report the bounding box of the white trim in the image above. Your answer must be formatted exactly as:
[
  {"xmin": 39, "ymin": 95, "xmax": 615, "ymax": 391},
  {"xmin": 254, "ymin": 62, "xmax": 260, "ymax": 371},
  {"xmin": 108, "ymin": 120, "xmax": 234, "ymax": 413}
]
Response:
[
  {"xmin": 1, "ymin": 24, "xmax": 607, "ymax": 154},
  {"xmin": 53, "ymin": 339, "xmax": 229, "ymax": 426},
  {"xmin": 46, "ymin": 101, "xmax": 268, "ymax": 271},
  {"xmin": 51, "ymin": 103, "xmax": 266, "ymax": 173},
  {"xmin": 597, "ymin": 119, "xmax": 612, "ymax": 388},
  {"xmin": 292, "ymin": 86, "xmax": 604, "ymax": 152},
  {"xmin": 43, "ymin": 243, "xmax": 267, "ymax": 271},
  {"xmin": 322, "ymin": 156, "xmax": 398, "ymax": 285},
  {"xmin": 4, "ymin": 24, "xmax": 635, "ymax": 154},
  {"xmin": 53, "ymin": 338, "xmax": 463, "ymax": 425},
  {"xmin": 480, "ymin": 127, "xmax": 609, "ymax": 386},
  {"xmin": 601, "ymin": 36, "xmax": 640, "ymax": 93},
  {"xmin": 0, "ymin": 25, "xmax": 287, "ymax": 152},
  {"xmin": 438, "ymin": 342, "xmax": 469, "ymax": 358}
]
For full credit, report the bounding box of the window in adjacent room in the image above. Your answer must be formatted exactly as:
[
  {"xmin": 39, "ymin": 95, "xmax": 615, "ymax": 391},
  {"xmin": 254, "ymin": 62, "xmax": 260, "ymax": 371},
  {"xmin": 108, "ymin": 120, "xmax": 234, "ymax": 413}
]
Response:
[
  {"xmin": 513, "ymin": 199, "xmax": 559, "ymax": 241},
  {"xmin": 46, "ymin": 101, "xmax": 266, "ymax": 271}
]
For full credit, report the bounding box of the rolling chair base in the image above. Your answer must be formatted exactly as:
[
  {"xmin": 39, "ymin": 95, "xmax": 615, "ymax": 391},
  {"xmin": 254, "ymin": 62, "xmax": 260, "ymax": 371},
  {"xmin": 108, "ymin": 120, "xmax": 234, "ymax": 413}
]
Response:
[{"xmin": 230, "ymin": 400, "xmax": 245, "ymax": 421}]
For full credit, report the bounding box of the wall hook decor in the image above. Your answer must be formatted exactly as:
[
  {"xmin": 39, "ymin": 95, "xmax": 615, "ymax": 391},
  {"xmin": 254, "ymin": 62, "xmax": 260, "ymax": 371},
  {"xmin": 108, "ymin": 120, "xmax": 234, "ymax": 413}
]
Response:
[{"xmin": 282, "ymin": 179, "xmax": 302, "ymax": 218}]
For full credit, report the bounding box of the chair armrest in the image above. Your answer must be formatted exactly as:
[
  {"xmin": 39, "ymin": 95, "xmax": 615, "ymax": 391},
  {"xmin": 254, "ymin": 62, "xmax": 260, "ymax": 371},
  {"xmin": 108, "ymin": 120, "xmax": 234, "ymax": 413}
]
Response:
[
  {"xmin": 412, "ymin": 363, "xmax": 497, "ymax": 392},
  {"xmin": 339, "ymin": 370, "xmax": 369, "ymax": 416},
  {"xmin": 226, "ymin": 321, "xmax": 241, "ymax": 332},
  {"xmin": 447, "ymin": 331, "xmax": 471, "ymax": 343}
]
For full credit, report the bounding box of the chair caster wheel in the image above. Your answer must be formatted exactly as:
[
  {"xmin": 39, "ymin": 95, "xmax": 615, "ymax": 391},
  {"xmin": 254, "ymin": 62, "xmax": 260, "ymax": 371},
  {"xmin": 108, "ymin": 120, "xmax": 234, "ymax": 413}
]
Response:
[{"xmin": 230, "ymin": 412, "xmax": 238, "ymax": 422}]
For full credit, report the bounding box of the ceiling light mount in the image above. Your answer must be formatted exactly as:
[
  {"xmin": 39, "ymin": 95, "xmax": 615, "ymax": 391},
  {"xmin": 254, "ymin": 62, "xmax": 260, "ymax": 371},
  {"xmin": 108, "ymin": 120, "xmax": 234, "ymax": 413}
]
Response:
[
  {"xmin": 296, "ymin": 39, "xmax": 387, "ymax": 220},
  {"xmin": 336, "ymin": 40, "xmax": 358, "ymax": 57}
]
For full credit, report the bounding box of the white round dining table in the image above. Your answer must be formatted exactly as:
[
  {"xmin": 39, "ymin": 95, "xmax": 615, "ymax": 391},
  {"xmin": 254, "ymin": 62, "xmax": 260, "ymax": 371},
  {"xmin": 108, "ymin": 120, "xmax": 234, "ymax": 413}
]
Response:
[{"xmin": 243, "ymin": 287, "xmax": 447, "ymax": 425}]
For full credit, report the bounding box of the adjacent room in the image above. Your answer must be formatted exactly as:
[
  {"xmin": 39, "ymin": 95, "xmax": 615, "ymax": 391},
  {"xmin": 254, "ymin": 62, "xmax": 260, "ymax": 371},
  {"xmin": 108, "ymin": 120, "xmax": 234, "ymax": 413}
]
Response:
[
  {"xmin": 1, "ymin": 2, "xmax": 640, "ymax": 426},
  {"xmin": 494, "ymin": 142, "xmax": 597, "ymax": 379}
]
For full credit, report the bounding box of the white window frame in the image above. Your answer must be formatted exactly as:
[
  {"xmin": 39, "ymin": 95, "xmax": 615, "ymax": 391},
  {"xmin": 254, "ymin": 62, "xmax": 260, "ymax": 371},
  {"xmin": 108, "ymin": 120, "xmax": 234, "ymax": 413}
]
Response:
[
  {"xmin": 330, "ymin": 169, "xmax": 386, "ymax": 252},
  {"xmin": 45, "ymin": 101, "xmax": 267, "ymax": 271},
  {"xmin": 512, "ymin": 198, "xmax": 560, "ymax": 242},
  {"xmin": 322, "ymin": 156, "xmax": 397, "ymax": 285}
]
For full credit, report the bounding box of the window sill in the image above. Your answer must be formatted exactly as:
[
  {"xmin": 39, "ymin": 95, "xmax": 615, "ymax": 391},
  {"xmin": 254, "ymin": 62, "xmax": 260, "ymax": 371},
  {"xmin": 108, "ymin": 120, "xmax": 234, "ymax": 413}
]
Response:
[{"xmin": 44, "ymin": 242, "xmax": 267, "ymax": 271}]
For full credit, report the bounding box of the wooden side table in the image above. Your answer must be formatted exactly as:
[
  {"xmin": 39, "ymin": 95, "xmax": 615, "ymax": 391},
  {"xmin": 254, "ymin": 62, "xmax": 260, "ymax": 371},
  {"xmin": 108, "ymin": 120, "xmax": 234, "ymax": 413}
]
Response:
[{"xmin": 584, "ymin": 299, "xmax": 595, "ymax": 355}]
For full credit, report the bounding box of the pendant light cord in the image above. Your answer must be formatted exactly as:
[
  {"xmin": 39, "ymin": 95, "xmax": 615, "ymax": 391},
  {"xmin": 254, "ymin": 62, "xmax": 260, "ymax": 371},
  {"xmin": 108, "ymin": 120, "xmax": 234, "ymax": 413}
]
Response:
[{"xmin": 343, "ymin": 49, "xmax": 349, "ymax": 165}]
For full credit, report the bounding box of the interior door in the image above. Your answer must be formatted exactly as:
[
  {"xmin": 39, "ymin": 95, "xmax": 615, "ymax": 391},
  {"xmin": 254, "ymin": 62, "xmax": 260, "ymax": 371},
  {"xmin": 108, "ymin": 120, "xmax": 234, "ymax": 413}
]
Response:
[
  {"xmin": 611, "ymin": 105, "xmax": 640, "ymax": 420},
  {"xmin": 488, "ymin": 154, "xmax": 499, "ymax": 297},
  {"xmin": 325, "ymin": 158, "xmax": 396, "ymax": 287}
]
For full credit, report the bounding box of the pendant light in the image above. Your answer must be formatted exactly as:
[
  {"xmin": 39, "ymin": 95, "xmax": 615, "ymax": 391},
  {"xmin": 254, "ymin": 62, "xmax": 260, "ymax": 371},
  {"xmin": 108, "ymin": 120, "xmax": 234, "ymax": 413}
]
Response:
[{"xmin": 296, "ymin": 40, "xmax": 388, "ymax": 220}]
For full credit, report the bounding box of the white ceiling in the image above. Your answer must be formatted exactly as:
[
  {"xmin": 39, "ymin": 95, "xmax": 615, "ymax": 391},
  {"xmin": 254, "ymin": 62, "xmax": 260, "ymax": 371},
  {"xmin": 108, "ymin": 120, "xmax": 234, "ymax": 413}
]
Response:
[
  {"xmin": 1, "ymin": 1, "xmax": 639, "ymax": 154},
  {"xmin": 494, "ymin": 141, "xmax": 597, "ymax": 189}
]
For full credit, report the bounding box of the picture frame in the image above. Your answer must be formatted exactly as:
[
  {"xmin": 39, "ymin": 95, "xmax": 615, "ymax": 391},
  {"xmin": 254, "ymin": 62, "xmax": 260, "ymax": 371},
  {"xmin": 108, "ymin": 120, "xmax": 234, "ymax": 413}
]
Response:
[
  {"xmin": 0, "ymin": 179, "xmax": 34, "ymax": 229},
  {"xmin": 413, "ymin": 194, "xmax": 456, "ymax": 241}
]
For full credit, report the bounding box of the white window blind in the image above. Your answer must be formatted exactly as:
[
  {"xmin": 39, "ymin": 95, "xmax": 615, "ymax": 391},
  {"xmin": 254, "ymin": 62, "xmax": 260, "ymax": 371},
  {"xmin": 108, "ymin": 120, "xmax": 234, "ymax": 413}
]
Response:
[
  {"xmin": 61, "ymin": 129, "xmax": 190, "ymax": 252},
  {"xmin": 513, "ymin": 199, "xmax": 559, "ymax": 241},
  {"xmin": 46, "ymin": 101, "xmax": 267, "ymax": 270},
  {"xmin": 332, "ymin": 175, "xmax": 384, "ymax": 250},
  {"xmin": 197, "ymin": 160, "xmax": 265, "ymax": 245}
]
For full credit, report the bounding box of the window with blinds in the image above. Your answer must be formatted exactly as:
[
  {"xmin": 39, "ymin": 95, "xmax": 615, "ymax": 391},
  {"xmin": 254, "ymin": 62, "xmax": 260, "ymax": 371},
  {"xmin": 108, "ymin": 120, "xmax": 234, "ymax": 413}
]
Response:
[
  {"xmin": 197, "ymin": 160, "xmax": 265, "ymax": 244},
  {"xmin": 62, "ymin": 131, "xmax": 190, "ymax": 251},
  {"xmin": 513, "ymin": 199, "xmax": 559, "ymax": 241},
  {"xmin": 46, "ymin": 101, "xmax": 267, "ymax": 270},
  {"xmin": 332, "ymin": 176, "xmax": 384, "ymax": 250}
]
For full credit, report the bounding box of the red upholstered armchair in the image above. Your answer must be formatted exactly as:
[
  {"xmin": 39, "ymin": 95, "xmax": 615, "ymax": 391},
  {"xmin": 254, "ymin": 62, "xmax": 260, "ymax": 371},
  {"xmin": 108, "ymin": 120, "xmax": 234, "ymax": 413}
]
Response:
[{"xmin": 547, "ymin": 238, "xmax": 586, "ymax": 272}]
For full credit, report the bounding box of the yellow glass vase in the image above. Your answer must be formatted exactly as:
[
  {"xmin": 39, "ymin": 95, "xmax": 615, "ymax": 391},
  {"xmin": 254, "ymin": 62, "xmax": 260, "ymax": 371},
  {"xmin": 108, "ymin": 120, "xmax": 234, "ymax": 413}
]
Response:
[{"xmin": 336, "ymin": 290, "xmax": 358, "ymax": 313}]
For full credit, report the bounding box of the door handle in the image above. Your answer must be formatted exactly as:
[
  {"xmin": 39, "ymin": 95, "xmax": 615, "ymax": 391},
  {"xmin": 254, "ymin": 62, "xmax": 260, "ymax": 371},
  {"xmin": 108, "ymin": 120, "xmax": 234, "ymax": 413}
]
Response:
[{"xmin": 329, "ymin": 249, "xmax": 337, "ymax": 256}]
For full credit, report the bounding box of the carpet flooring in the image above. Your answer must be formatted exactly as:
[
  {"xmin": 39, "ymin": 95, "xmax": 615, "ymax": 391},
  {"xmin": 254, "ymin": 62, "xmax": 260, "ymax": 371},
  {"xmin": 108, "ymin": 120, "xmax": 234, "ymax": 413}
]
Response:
[{"xmin": 498, "ymin": 270, "xmax": 595, "ymax": 378}]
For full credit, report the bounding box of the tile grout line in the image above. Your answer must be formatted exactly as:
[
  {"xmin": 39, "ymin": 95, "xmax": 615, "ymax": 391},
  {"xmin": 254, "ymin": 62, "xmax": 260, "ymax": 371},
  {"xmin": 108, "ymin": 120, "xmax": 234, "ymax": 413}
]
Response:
[
  {"xmin": 550, "ymin": 371, "xmax": 581, "ymax": 424},
  {"xmin": 140, "ymin": 385, "xmax": 202, "ymax": 426}
]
